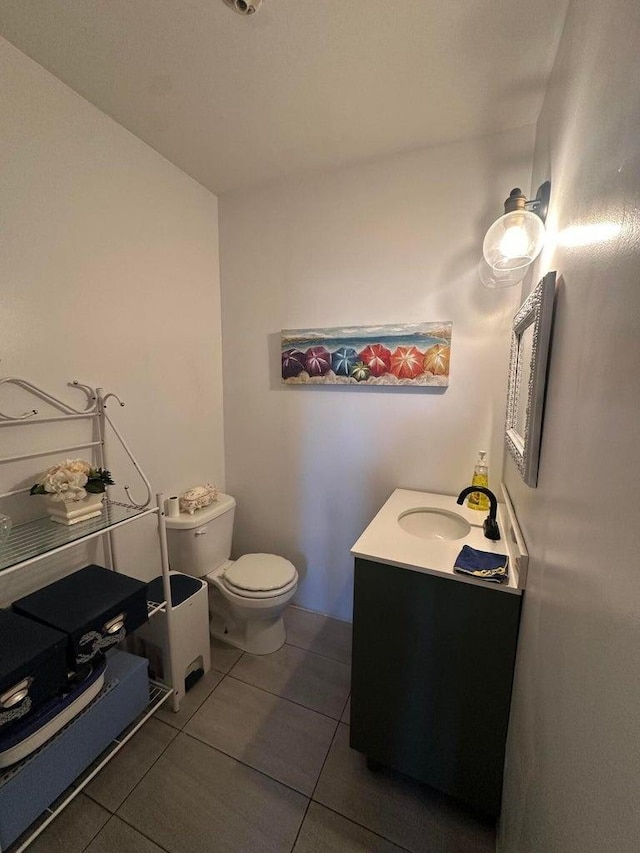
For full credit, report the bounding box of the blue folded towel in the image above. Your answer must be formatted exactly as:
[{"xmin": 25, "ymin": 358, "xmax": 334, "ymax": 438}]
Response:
[{"xmin": 454, "ymin": 545, "xmax": 509, "ymax": 583}]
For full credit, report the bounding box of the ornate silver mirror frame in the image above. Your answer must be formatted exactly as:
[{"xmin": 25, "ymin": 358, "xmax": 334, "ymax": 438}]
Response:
[{"xmin": 505, "ymin": 271, "xmax": 556, "ymax": 487}]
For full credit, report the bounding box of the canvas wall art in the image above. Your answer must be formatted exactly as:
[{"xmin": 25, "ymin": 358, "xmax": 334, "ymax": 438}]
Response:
[{"xmin": 281, "ymin": 322, "xmax": 452, "ymax": 387}]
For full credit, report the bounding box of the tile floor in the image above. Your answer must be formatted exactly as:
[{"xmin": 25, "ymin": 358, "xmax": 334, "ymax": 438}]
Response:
[{"xmin": 15, "ymin": 606, "xmax": 496, "ymax": 853}]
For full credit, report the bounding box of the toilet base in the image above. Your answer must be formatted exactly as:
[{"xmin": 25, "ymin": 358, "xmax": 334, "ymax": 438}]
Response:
[
  {"xmin": 210, "ymin": 616, "xmax": 286, "ymax": 656},
  {"xmin": 207, "ymin": 580, "xmax": 295, "ymax": 655}
]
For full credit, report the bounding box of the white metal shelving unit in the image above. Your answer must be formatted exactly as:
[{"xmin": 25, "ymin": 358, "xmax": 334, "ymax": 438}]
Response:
[{"xmin": 0, "ymin": 377, "xmax": 180, "ymax": 852}]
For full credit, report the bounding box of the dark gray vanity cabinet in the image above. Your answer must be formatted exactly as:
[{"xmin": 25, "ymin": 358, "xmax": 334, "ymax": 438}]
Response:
[{"xmin": 350, "ymin": 557, "xmax": 522, "ymax": 817}]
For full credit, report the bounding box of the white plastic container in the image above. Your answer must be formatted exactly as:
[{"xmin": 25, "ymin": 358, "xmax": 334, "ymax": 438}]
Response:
[{"xmin": 136, "ymin": 572, "xmax": 211, "ymax": 708}]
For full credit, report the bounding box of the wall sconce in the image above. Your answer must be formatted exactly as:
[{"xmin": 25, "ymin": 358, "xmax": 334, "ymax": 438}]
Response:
[
  {"xmin": 221, "ymin": 0, "xmax": 263, "ymax": 14},
  {"xmin": 480, "ymin": 181, "xmax": 551, "ymax": 288}
]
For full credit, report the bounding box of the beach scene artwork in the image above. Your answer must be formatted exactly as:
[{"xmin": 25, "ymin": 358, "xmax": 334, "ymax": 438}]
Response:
[{"xmin": 281, "ymin": 322, "xmax": 452, "ymax": 387}]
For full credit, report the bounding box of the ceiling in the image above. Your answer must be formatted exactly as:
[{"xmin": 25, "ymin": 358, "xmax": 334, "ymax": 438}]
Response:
[{"xmin": 0, "ymin": 0, "xmax": 569, "ymax": 194}]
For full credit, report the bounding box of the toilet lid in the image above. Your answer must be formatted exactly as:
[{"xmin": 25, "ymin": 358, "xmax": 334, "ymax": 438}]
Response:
[{"xmin": 224, "ymin": 554, "xmax": 296, "ymax": 592}]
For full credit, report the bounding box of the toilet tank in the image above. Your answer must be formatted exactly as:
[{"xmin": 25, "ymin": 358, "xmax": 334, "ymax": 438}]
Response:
[{"xmin": 164, "ymin": 493, "xmax": 236, "ymax": 578}]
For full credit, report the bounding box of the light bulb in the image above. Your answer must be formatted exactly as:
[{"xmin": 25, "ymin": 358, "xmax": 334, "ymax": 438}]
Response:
[
  {"xmin": 483, "ymin": 210, "xmax": 545, "ymax": 272},
  {"xmin": 499, "ymin": 224, "xmax": 530, "ymax": 261}
]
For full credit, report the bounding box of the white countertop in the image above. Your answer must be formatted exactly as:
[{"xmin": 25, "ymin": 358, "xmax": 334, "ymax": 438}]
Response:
[{"xmin": 351, "ymin": 488, "xmax": 526, "ymax": 595}]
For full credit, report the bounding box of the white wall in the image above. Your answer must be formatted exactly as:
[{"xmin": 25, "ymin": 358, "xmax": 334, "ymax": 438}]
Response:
[
  {"xmin": 0, "ymin": 38, "xmax": 224, "ymax": 603},
  {"xmin": 499, "ymin": 2, "xmax": 640, "ymax": 850},
  {"xmin": 219, "ymin": 126, "xmax": 534, "ymax": 620}
]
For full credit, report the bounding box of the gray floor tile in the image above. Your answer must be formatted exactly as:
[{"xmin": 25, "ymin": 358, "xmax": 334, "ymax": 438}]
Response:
[
  {"xmin": 341, "ymin": 696, "xmax": 351, "ymax": 724},
  {"xmin": 154, "ymin": 666, "xmax": 224, "ymax": 730},
  {"xmin": 314, "ymin": 724, "xmax": 495, "ymax": 853},
  {"xmin": 14, "ymin": 794, "xmax": 109, "ymax": 853},
  {"xmin": 85, "ymin": 718, "xmax": 177, "ymax": 812},
  {"xmin": 231, "ymin": 644, "xmax": 351, "ymax": 719},
  {"xmin": 186, "ymin": 676, "xmax": 337, "ymax": 795},
  {"xmin": 285, "ymin": 606, "xmax": 352, "ymax": 664},
  {"xmin": 210, "ymin": 637, "xmax": 243, "ymax": 673},
  {"xmin": 85, "ymin": 816, "xmax": 165, "ymax": 853},
  {"xmin": 118, "ymin": 732, "xmax": 308, "ymax": 853},
  {"xmin": 293, "ymin": 802, "xmax": 407, "ymax": 853}
]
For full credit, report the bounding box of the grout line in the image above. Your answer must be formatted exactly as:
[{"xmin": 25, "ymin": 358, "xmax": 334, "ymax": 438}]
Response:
[
  {"xmin": 85, "ymin": 720, "xmax": 179, "ymax": 817},
  {"xmin": 215, "ymin": 631, "xmax": 352, "ymax": 669},
  {"xmin": 226, "ymin": 670, "xmax": 346, "ymax": 722},
  {"xmin": 339, "ymin": 692, "xmax": 350, "ymax": 724},
  {"xmin": 113, "ymin": 813, "xmax": 172, "ymax": 853},
  {"xmin": 83, "ymin": 789, "xmax": 109, "ymax": 813},
  {"xmin": 283, "ymin": 638, "xmax": 352, "ymax": 666},
  {"xmin": 289, "ymin": 715, "xmax": 342, "ymax": 851},
  {"xmin": 289, "ymin": 795, "xmax": 312, "ymax": 851},
  {"xmin": 210, "ymin": 647, "xmax": 244, "ymax": 676},
  {"xmin": 179, "ymin": 728, "xmax": 316, "ymax": 803},
  {"xmin": 307, "ymin": 800, "xmax": 416, "ymax": 853},
  {"xmin": 83, "ymin": 635, "xmax": 345, "ymax": 851},
  {"xmin": 310, "ymin": 724, "xmax": 492, "ymax": 853},
  {"xmin": 71, "ymin": 795, "xmax": 111, "ymax": 853},
  {"xmin": 223, "ymin": 673, "xmax": 347, "ymax": 723},
  {"xmin": 88, "ymin": 676, "xmax": 233, "ymax": 851},
  {"xmin": 180, "ymin": 674, "xmax": 343, "ymax": 801},
  {"xmin": 225, "ymin": 650, "xmax": 245, "ymax": 677},
  {"xmin": 164, "ymin": 670, "xmax": 231, "ymax": 733},
  {"xmin": 308, "ymin": 723, "xmax": 417, "ymax": 853},
  {"xmin": 155, "ymin": 667, "xmax": 229, "ymax": 731},
  {"xmin": 309, "ymin": 721, "xmax": 340, "ymax": 802},
  {"xmin": 287, "ymin": 603, "xmax": 353, "ymax": 627}
]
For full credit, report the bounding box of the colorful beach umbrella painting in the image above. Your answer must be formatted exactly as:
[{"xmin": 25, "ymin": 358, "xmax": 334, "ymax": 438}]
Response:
[
  {"xmin": 331, "ymin": 347, "xmax": 359, "ymax": 377},
  {"xmin": 281, "ymin": 348, "xmax": 306, "ymax": 379},
  {"xmin": 281, "ymin": 323, "xmax": 452, "ymax": 387},
  {"xmin": 359, "ymin": 343, "xmax": 391, "ymax": 378},
  {"xmin": 390, "ymin": 346, "xmax": 424, "ymax": 379},
  {"xmin": 423, "ymin": 343, "xmax": 450, "ymax": 376},
  {"xmin": 305, "ymin": 346, "xmax": 332, "ymax": 377}
]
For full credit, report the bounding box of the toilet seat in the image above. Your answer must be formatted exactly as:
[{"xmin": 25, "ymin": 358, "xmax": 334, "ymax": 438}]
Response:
[
  {"xmin": 219, "ymin": 554, "xmax": 297, "ymax": 599},
  {"xmin": 220, "ymin": 575, "xmax": 298, "ymax": 600}
]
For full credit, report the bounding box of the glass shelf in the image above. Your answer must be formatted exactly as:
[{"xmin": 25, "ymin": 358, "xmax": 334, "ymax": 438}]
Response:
[{"xmin": 0, "ymin": 501, "xmax": 157, "ymax": 574}]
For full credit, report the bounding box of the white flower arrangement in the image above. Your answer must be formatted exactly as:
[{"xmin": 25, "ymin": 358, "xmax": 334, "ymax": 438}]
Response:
[{"xmin": 30, "ymin": 459, "xmax": 115, "ymax": 503}]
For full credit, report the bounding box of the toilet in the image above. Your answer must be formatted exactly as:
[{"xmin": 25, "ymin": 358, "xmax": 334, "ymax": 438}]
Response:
[{"xmin": 164, "ymin": 494, "xmax": 298, "ymax": 655}]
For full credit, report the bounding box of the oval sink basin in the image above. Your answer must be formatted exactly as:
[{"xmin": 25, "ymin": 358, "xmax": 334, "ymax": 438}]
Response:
[{"xmin": 397, "ymin": 508, "xmax": 471, "ymax": 541}]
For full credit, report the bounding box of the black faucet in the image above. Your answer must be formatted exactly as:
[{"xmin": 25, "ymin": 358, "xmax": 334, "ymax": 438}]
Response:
[{"xmin": 456, "ymin": 486, "xmax": 501, "ymax": 541}]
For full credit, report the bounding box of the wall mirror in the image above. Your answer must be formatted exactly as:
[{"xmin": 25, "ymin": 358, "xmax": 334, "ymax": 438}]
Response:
[{"xmin": 505, "ymin": 271, "xmax": 556, "ymax": 487}]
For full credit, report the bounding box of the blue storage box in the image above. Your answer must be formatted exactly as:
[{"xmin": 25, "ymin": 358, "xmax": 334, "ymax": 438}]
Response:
[
  {"xmin": 0, "ymin": 610, "xmax": 68, "ymax": 737},
  {"xmin": 13, "ymin": 565, "xmax": 149, "ymax": 672},
  {"xmin": 0, "ymin": 649, "xmax": 149, "ymax": 850}
]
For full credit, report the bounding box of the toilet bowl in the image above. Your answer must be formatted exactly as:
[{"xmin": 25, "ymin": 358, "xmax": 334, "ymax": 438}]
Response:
[
  {"xmin": 164, "ymin": 495, "xmax": 298, "ymax": 655},
  {"xmin": 205, "ymin": 555, "xmax": 298, "ymax": 654}
]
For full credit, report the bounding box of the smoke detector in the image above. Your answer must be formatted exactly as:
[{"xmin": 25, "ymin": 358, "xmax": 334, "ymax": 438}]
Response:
[{"xmin": 222, "ymin": 0, "xmax": 263, "ymax": 15}]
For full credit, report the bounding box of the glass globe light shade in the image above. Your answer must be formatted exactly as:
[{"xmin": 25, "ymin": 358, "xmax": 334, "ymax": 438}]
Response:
[
  {"xmin": 482, "ymin": 210, "xmax": 545, "ymax": 272},
  {"xmin": 478, "ymin": 258, "xmax": 526, "ymax": 289}
]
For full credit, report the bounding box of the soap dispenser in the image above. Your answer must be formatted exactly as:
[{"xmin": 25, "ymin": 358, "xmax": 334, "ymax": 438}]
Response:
[{"xmin": 467, "ymin": 451, "xmax": 490, "ymax": 511}]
